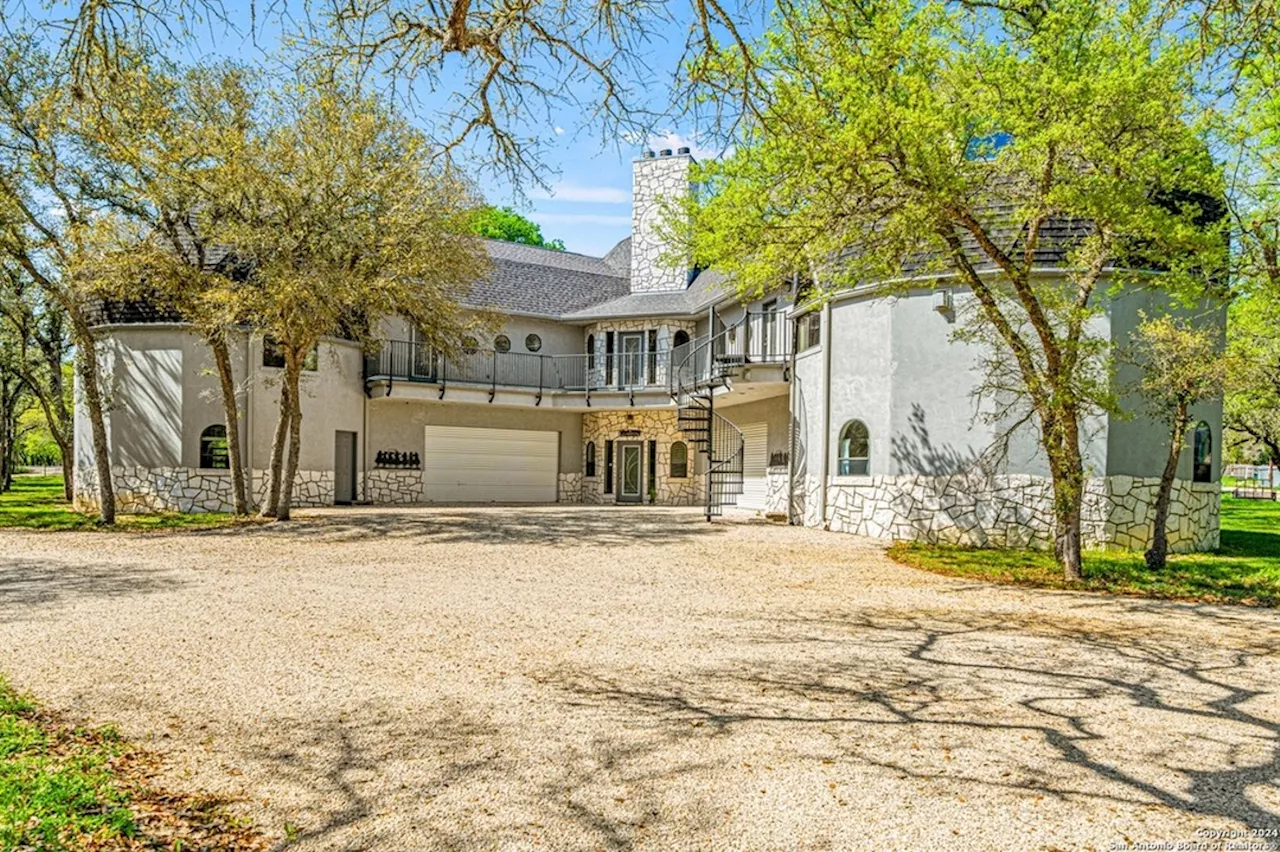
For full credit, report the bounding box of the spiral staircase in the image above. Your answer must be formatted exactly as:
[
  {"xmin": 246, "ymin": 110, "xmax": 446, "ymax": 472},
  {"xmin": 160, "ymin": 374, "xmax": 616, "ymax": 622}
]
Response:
[{"xmin": 671, "ymin": 325, "xmax": 745, "ymax": 520}]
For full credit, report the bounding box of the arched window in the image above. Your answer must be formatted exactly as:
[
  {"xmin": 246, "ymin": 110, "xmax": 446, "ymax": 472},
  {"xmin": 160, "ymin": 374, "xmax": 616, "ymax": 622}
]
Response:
[
  {"xmin": 673, "ymin": 330, "xmax": 689, "ymax": 349},
  {"xmin": 1193, "ymin": 421, "xmax": 1212, "ymax": 483},
  {"xmin": 670, "ymin": 441, "xmax": 688, "ymax": 478},
  {"xmin": 585, "ymin": 441, "xmax": 597, "ymax": 477},
  {"xmin": 838, "ymin": 420, "xmax": 870, "ymax": 476},
  {"xmin": 199, "ymin": 424, "xmax": 229, "ymax": 470},
  {"xmin": 586, "ymin": 334, "xmax": 596, "ymax": 370}
]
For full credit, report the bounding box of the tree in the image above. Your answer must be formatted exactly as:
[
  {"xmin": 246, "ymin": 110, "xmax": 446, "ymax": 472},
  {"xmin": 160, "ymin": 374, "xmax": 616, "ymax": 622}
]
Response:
[
  {"xmin": 682, "ymin": 0, "xmax": 1225, "ymax": 579},
  {"xmin": 211, "ymin": 80, "xmax": 488, "ymax": 520},
  {"xmin": 73, "ymin": 61, "xmax": 260, "ymax": 515},
  {"xmin": 0, "ymin": 37, "xmax": 120, "ymax": 522},
  {"xmin": 1128, "ymin": 314, "xmax": 1228, "ymax": 569},
  {"xmin": 1226, "ymin": 290, "xmax": 1280, "ymax": 462},
  {"xmin": 0, "ymin": 268, "xmax": 75, "ymax": 497},
  {"xmin": 471, "ymin": 206, "xmax": 564, "ymax": 250}
]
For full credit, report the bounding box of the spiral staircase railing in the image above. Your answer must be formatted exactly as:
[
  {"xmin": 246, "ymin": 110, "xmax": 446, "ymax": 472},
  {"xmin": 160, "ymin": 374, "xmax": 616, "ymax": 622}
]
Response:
[{"xmin": 671, "ymin": 319, "xmax": 746, "ymax": 519}]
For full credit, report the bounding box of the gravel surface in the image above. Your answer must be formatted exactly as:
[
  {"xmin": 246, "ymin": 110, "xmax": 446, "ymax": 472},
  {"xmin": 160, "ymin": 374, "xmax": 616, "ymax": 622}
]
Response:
[{"xmin": 2, "ymin": 506, "xmax": 1278, "ymax": 851}]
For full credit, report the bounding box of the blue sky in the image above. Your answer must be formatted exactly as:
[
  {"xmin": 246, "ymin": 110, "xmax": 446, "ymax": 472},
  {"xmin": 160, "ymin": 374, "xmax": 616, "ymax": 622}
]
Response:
[{"xmin": 159, "ymin": 0, "xmax": 728, "ymax": 257}]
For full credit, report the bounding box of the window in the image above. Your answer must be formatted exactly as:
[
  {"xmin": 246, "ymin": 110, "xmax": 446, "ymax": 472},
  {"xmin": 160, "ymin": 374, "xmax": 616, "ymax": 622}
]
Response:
[
  {"xmin": 796, "ymin": 312, "xmax": 821, "ymax": 352},
  {"xmin": 670, "ymin": 441, "xmax": 688, "ymax": 478},
  {"xmin": 673, "ymin": 330, "xmax": 690, "ymax": 349},
  {"xmin": 525, "ymin": 333, "xmax": 542, "ymax": 353},
  {"xmin": 262, "ymin": 337, "xmax": 317, "ymax": 370},
  {"xmin": 462, "ymin": 335, "xmax": 479, "ymax": 354},
  {"xmin": 586, "ymin": 334, "xmax": 595, "ymax": 369},
  {"xmin": 199, "ymin": 424, "xmax": 229, "ymax": 470},
  {"xmin": 1193, "ymin": 421, "xmax": 1212, "ymax": 483},
  {"xmin": 837, "ymin": 420, "xmax": 870, "ymax": 476},
  {"xmin": 604, "ymin": 439, "xmax": 614, "ymax": 493},
  {"xmin": 494, "ymin": 334, "xmax": 511, "ymax": 353},
  {"xmin": 647, "ymin": 329, "xmax": 658, "ymax": 383},
  {"xmin": 585, "ymin": 441, "xmax": 597, "ymax": 477}
]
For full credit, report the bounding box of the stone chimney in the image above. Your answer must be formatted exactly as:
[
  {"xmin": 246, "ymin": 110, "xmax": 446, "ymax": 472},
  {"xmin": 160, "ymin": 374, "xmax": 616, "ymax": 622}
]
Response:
[{"xmin": 630, "ymin": 148, "xmax": 693, "ymax": 293}]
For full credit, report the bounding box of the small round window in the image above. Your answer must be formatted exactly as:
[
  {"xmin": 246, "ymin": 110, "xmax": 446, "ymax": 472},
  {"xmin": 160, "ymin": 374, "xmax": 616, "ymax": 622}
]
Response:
[
  {"xmin": 525, "ymin": 333, "xmax": 542, "ymax": 353},
  {"xmin": 462, "ymin": 335, "xmax": 478, "ymax": 354},
  {"xmin": 494, "ymin": 334, "xmax": 511, "ymax": 353}
]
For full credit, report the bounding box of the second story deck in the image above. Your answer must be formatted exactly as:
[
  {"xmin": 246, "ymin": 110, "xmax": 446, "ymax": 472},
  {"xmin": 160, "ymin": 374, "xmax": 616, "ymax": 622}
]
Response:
[{"xmin": 364, "ymin": 311, "xmax": 793, "ymax": 409}]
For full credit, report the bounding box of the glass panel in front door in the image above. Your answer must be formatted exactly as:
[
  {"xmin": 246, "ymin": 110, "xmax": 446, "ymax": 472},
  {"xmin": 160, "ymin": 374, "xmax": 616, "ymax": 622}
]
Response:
[
  {"xmin": 620, "ymin": 333, "xmax": 644, "ymax": 387},
  {"xmin": 622, "ymin": 445, "xmax": 641, "ymax": 497}
]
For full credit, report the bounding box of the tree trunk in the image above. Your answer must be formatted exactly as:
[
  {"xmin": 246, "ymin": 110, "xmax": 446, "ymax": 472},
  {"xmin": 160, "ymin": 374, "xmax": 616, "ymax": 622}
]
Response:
[
  {"xmin": 260, "ymin": 375, "xmax": 291, "ymax": 518},
  {"xmin": 276, "ymin": 358, "xmax": 304, "ymax": 522},
  {"xmin": 210, "ymin": 335, "xmax": 250, "ymax": 515},
  {"xmin": 1146, "ymin": 406, "xmax": 1189, "ymax": 571},
  {"xmin": 1045, "ymin": 409, "xmax": 1085, "ymax": 581},
  {"xmin": 60, "ymin": 452, "xmax": 73, "ymax": 501},
  {"xmin": 75, "ymin": 330, "xmax": 115, "ymax": 524}
]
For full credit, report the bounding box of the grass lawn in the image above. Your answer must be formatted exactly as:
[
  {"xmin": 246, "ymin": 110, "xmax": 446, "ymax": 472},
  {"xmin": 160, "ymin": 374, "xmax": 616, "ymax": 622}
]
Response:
[
  {"xmin": 0, "ymin": 678, "xmax": 265, "ymax": 851},
  {"xmin": 889, "ymin": 496, "xmax": 1280, "ymax": 606},
  {"xmin": 0, "ymin": 476, "xmax": 258, "ymax": 532}
]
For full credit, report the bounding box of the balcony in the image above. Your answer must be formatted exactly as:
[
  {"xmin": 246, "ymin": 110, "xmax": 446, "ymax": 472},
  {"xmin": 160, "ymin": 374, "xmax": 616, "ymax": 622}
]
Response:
[{"xmin": 363, "ymin": 311, "xmax": 792, "ymax": 407}]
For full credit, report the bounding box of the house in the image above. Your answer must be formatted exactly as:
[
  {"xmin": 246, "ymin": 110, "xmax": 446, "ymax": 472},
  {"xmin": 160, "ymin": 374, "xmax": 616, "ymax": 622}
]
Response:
[{"xmin": 74, "ymin": 149, "xmax": 1223, "ymax": 552}]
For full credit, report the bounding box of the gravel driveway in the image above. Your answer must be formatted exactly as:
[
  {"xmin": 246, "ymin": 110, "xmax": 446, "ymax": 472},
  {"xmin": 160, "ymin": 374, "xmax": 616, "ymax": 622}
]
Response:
[{"xmin": 2, "ymin": 506, "xmax": 1278, "ymax": 850}]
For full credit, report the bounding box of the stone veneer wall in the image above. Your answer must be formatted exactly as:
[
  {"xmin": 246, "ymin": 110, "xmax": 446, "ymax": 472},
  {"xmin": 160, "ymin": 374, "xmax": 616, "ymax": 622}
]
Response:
[
  {"xmin": 586, "ymin": 319, "xmax": 698, "ymax": 390},
  {"xmin": 558, "ymin": 472, "xmax": 584, "ymax": 504},
  {"xmin": 76, "ymin": 465, "xmax": 338, "ymax": 513},
  {"xmin": 366, "ymin": 468, "xmax": 424, "ymax": 504},
  {"xmin": 805, "ymin": 473, "xmax": 1219, "ymax": 552},
  {"xmin": 763, "ymin": 467, "xmax": 789, "ymax": 516},
  {"xmin": 630, "ymin": 154, "xmax": 692, "ymax": 293},
  {"xmin": 581, "ymin": 409, "xmax": 702, "ymax": 506}
]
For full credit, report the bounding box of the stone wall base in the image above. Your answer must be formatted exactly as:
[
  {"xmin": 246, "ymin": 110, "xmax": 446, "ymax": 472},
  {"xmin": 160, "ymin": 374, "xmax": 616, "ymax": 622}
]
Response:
[
  {"xmin": 75, "ymin": 465, "xmax": 337, "ymax": 514},
  {"xmin": 366, "ymin": 468, "xmax": 423, "ymax": 504},
  {"xmin": 810, "ymin": 474, "xmax": 1219, "ymax": 553}
]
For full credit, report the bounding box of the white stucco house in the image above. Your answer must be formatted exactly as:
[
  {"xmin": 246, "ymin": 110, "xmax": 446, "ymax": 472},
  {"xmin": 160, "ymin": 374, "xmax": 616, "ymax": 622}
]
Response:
[{"xmin": 75, "ymin": 148, "xmax": 1223, "ymax": 551}]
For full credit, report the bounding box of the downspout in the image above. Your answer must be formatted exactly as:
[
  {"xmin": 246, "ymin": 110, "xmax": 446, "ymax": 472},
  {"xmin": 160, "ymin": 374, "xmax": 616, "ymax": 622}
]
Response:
[
  {"xmin": 818, "ymin": 299, "xmax": 833, "ymax": 529},
  {"xmin": 244, "ymin": 328, "xmax": 254, "ymax": 506},
  {"xmin": 361, "ymin": 377, "xmax": 369, "ymax": 503},
  {"xmin": 786, "ymin": 311, "xmax": 799, "ymax": 525}
]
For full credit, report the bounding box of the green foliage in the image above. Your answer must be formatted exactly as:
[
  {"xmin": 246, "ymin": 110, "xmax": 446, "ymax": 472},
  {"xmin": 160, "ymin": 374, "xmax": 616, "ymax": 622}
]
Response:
[
  {"xmin": 0, "ymin": 476, "xmax": 253, "ymax": 530},
  {"xmin": 1130, "ymin": 314, "xmax": 1228, "ymax": 422},
  {"xmin": 889, "ymin": 497, "xmax": 1280, "ymax": 607},
  {"xmin": 1226, "ymin": 288, "xmax": 1280, "ymax": 462},
  {"xmin": 0, "ymin": 678, "xmax": 136, "ymax": 849},
  {"xmin": 471, "ymin": 205, "xmax": 565, "ymax": 250}
]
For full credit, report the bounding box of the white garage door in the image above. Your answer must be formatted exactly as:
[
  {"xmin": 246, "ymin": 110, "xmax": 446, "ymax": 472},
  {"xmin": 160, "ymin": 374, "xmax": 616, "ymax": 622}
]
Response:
[
  {"xmin": 423, "ymin": 425, "xmax": 559, "ymax": 502},
  {"xmin": 737, "ymin": 422, "xmax": 769, "ymax": 510}
]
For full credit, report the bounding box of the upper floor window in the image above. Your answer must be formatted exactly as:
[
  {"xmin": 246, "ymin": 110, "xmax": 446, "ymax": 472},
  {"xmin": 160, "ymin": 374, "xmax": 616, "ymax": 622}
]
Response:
[
  {"xmin": 797, "ymin": 312, "xmax": 821, "ymax": 352},
  {"xmin": 673, "ymin": 329, "xmax": 690, "ymax": 349},
  {"xmin": 838, "ymin": 419, "xmax": 869, "ymax": 476},
  {"xmin": 585, "ymin": 441, "xmax": 597, "ymax": 477},
  {"xmin": 525, "ymin": 334, "xmax": 542, "ymax": 353},
  {"xmin": 670, "ymin": 441, "xmax": 688, "ymax": 478},
  {"xmin": 586, "ymin": 334, "xmax": 596, "ymax": 369},
  {"xmin": 1193, "ymin": 421, "xmax": 1212, "ymax": 483},
  {"xmin": 199, "ymin": 424, "xmax": 230, "ymax": 470},
  {"xmin": 262, "ymin": 336, "xmax": 317, "ymax": 371},
  {"xmin": 494, "ymin": 334, "xmax": 511, "ymax": 353}
]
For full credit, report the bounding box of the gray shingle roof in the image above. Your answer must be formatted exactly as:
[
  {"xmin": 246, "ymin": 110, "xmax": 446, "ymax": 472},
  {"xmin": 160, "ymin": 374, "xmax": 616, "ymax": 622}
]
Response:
[
  {"xmin": 559, "ymin": 269, "xmax": 730, "ymax": 320},
  {"xmin": 461, "ymin": 240, "xmax": 630, "ymax": 316}
]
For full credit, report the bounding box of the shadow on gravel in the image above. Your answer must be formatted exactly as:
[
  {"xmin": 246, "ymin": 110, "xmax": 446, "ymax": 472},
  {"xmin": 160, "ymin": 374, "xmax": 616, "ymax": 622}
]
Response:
[
  {"xmin": 199, "ymin": 507, "xmax": 727, "ymax": 548},
  {"xmin": 0, "ymin": 557, "xmax": 186, "ymax": 621},
  {"xmin": 548, "ymin": 605, "xmax": 1280, "ymax": 843},
  {"xmin": 233, "ymin": 700, "xmax": 716, "ymax": 850}
]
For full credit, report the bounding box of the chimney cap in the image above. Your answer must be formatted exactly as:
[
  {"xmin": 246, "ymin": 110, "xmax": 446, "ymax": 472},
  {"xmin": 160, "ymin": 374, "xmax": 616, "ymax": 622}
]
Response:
[
  {"xmin": 677, "ymin": 146, "xmax": 691, "ymax": 155},
  {"xmin": 659, "ymin": 148, "xmax": 673, "ymax": 157}
]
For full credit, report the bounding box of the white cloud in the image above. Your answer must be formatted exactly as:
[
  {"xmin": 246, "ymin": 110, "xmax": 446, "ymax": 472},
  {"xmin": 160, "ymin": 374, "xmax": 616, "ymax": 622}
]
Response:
[
  {"xmin": 531, "ymin": 182, "xmax": 630, "ymax": 204},
  {"xmin": 554, "ymin": 126, "xmax": 565, "ymax": 135},
  {"xmin": 529, "ymin": 212, "xmax": 632, "ymax": 226}
]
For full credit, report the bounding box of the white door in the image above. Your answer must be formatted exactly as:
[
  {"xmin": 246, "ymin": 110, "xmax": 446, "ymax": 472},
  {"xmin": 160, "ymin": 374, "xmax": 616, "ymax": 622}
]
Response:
[
  {"xmin": 738, "ymin": 423, "xmax": 769, "ymax": 510},
  {"xmin": 423, "ymin": 426, "xmax": 558, "ymax": 502}
]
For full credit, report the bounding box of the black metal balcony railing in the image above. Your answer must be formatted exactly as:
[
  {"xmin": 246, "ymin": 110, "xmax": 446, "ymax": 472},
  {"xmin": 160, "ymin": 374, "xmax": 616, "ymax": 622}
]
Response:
[
  {"xmin": 364, "ymin": 343, "xmax": 677, "ymax": 395},
  {"xmin": 365, "ymin": 311, "xmax": 792, "ymax": 398}
]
